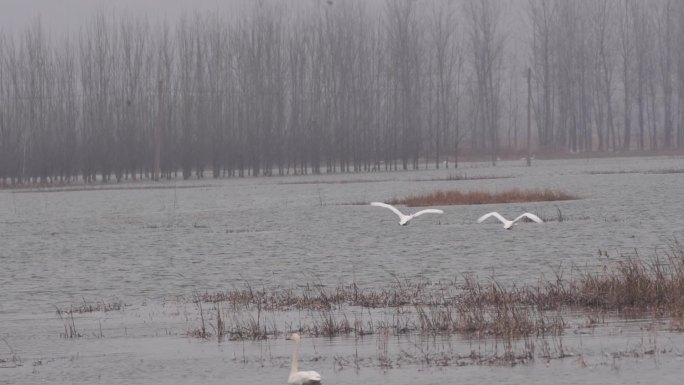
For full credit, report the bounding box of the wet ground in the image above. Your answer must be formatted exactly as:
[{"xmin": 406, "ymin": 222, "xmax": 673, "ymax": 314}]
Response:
[{"xmin": 2, "ymin": 156, "xmax": 684, "ymax": 384}]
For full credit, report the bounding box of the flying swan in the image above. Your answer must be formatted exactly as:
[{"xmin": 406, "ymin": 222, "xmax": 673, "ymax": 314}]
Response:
[
  {"xmin": 476, "ymin": 211, "xmax": 543, "ymax": 230},
  {"xmin": 370, "ymin": 202, "xmax": 444, "ymax": 226},
  {"xmin": 286, "ymin": 333, "xmax": 322, "ymax": 385}
]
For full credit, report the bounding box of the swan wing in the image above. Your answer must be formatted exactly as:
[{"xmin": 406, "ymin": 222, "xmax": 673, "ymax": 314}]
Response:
[
  {"xmin": 411, "ymin": 209, "xmax": 444, "ymax": 218},
  {"xmin": 513, "ymin": 213, "xmax": 544, "ymax": 224},
  {"xmin": 289, "ymin": 370, "xmax": 322, "ymax": 385},
  {"xmin": 477, "ymin": 212, "xmax": 507, "ymax": 224},
  {"xmin": 370, "ymin": 202, "xmax": 405, "ymax": 219}
]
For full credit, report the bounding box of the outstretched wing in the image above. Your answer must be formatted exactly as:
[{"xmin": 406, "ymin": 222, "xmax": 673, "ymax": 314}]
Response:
[
  {"xmin": 411, "ymin": 209, "xmax": 444, "ymax": 218},
  {"xmin": 513, "ymin": 213, "xmax": 544, "ymax": 224},
  {"xmin": 477, "ymin": 212, "xmax": 507, "ymax": 224},
  {"xmin": 370, "ymin": 202, "xmax": 405, "ymax": 219}
]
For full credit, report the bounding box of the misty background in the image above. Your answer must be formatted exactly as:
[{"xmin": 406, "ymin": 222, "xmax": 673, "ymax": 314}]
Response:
[{"xmin": 0, "ymin": 0, "xmax": 680, "ymax": 184}]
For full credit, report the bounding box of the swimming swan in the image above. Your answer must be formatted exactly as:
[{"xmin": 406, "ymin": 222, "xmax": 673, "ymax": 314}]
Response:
[
  {"xmin": 286, "ymin": 333, "xmax": 322, "ymax": 385},
  {"xmin": 477, "ymin": 211, "xmax": 543, "ymax": 230},
  {"xmin": 370, "ymin": 202, "xmax": 444, "ymax": 226}
]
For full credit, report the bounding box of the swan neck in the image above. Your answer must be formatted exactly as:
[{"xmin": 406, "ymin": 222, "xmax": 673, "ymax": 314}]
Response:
[{"xmin": 290, "ymin": 339, "xmax": 300, "ymax": 374}]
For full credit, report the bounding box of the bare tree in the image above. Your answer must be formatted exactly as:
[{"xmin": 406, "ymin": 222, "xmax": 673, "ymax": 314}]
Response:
[
  {"xmin": 528, "ymin": 0, "xmax": 555, "ymax": 149},
  {"xmin": 656, "ymin": 0, "xmax": 675, "ymax": 149},
  {"xmin": 465, "ymin": 0, "xmax": 505, "ymax": 164},
  {"xmin": 384, "ymin": 0, "xmax": 423, "ymax": 170},
  {"xmin": 427, "ymin": 0, "xmax": 460, "ymax": 168}
]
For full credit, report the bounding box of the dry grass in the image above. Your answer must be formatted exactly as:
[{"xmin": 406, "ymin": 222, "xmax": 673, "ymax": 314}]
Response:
[
  {"xmin": 459, "ymin": 242, "xmax": 684, "ymax": 315},
  {"xmin": 181, "ymin": 242, "xmax": 684, "ymax": 341},
  {"xmin": 587, "ymin": 168, "xmax": 684, "ymax": 175},
  {"xmin": 55, "ymin": 307, "xmax": 81, "ymax": 339},
  {"xmin": 586, "ymin": 170, "xmax": 641, "ymax": 175},
  {"xmin": 195, "ymin": 280, "xmax": 436, "ymax": 311},
  {"xmin": 56, "ymin": 298, "xmax": 124, "ymax": 314},
  {"xmin": 387, "ymin": 188, "xmax": 579, "ymax": 207},
  {"xmin": 647, "ymin": 168, "xmax": 684, "ymax": 174},
  {"xmin": 0, "ymin": 338, "xmax": 21, "ymax": 368}
]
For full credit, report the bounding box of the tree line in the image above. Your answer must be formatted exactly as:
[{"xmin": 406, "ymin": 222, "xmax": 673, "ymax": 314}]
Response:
[{"xmin": 0, "ymin": 0, "xmax": 682, "ymax": 184}]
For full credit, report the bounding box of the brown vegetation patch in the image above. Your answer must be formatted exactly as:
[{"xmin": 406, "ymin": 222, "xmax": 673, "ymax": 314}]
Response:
[
  {"xmin": 182, "ymin": 243, "xmax": 684, "ymax": 342},
  {"xmin": 588, "ymin": 168, "xmax": 684, "ymax": 175},
  {"xmin": 586, "ymin": 170, "xmax": 641, "ymax": 175},
  {"xmin": 460, "ymin": 243, "xmax": 684, "ymax": 314},
  {"xmin": 387, "ymin": 188, "xmax": 579, "ymax": 207},
  {"xmin": 646, "ymin": 168, "xmax": 684, "ymax": 174},
  {"xmin": 56, "ymin": 298, "xmax": 125, "ymax": 314}
]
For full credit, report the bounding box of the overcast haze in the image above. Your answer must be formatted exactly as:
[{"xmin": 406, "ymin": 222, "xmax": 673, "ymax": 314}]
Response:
[
  {"xmin": 3, "ymin": 2, "xmax": 684, "ymax": 384},
  {"xmin": 0, "ymin": 0, "xmax": 681, "ymax": 183},
  {"xmin": 1, "ymin": 0, "xmax": 238, "ymax": 34}
]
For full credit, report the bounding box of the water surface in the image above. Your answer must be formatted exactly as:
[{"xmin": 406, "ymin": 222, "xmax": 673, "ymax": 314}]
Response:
[{"xmin": 2, "ymin": 156, "xmax": 684, "ymax": 384}]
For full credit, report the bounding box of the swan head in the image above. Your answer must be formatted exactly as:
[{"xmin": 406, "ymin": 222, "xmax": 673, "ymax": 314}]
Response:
[{"xmin": 286, "ymin": 332, "xmax": 301, "ymax": 342}]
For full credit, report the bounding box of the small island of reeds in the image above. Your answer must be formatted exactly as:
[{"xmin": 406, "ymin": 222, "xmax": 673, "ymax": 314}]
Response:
[{"xmin": 388, "ymin": 188, "xmax": 579, "ymax": 207}]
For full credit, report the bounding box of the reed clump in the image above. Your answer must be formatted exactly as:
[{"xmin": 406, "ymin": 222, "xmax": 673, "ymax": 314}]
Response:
[
  {"xmin": 548, "ymin": 254, "xmax": 684, "ymax": 311},
  {"xmin": 56, "ymin": 307, "xmax": 81, "ymax": 339},
  {"xmin": 388, "ymin": 188, "xmax": 579, "ymax": 207},
  {"xmin": 647, "ymin": 168, "xmax": 684, "ymax": 174},
  {"xmin": 181, "ymin": 243, "xmax": 684, "ymax": 341},
  {"xmin": 195, "ymin": 279, "xmax": 443, "ymax": 311},
  {"xmin": 56, "ymin": 298, "xmax": 124, "ymax": 314}
]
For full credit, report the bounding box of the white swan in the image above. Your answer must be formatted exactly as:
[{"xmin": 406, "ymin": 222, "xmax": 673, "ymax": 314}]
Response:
[
  {"xmin": 477, "ymin": 211, "xmax": 543, "ymax": 230},
  {"xmin": 370, "ymin": 202, "xmax": 444, "ymax": 226},
  {"xmin": 286, "ymin": 333, "xmax": 322, "ymax": 385}
]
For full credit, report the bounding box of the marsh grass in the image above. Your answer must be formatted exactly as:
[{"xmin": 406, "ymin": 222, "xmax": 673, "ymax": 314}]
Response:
[
  {"xmin": 586, "ymin": 170, "xmax": 641, "ymax": 175},
  {"xmin": 187, "ymin": 295, "xmax": 211, "ymax": 339},
  {"xmin": 647, "ymin": 168, "xmax": 684, "ymax": 174},
  {"xmin": 588, "ymin": 168, "xmax": 684, "ymax": 175},
  {"xmin": 57, "ymin": 298, "xmax": 124, "ymax": 314},
  {"xmin": 532, "ymin": 207, "xmax": 590, "ymax": 223},
  {"xmin": 56, "ymin": 307, "xmax": 81, "ymax": 339},
  {"xmin": 387, "ymin": 188, "xmax": 579, "ymax": 207},
  {"xmin": 182, "ymin": 243, "xmax": 684, "ymax": 341},
  {"xmin": 0, "ymin": 338, "xmax": 21, "ymax": 368}
]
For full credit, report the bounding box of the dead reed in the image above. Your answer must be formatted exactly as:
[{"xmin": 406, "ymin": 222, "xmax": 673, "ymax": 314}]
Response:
[
  {"xmin": 164, "ymin": 242, "xmax": 684, "ymax": 342},
  {"xmin": 387, "ymin": 188, "xmax": 579, "ymax": 207},
  {"xmin": 586, "ymin": 170, "xmax": 641, "ymax": 175},
  {"xmin": 542, "ymin": 252, "xmax": 684, "ymax": 311},
  {"xmin": 55, "ymin": 307, "xmax": 81, "ymax": 339},
  {"xmin": 647, "ymin": 168, "xmax": 684, "ymax": 174},
  {"xmin": 0, "ymin": 338, "xmax": 21, "ymax": 368},
  {"xmin": 195, "ymin": 279, "xmax": 441, "ymax": 311},
  {"xmin": 56, "ymin": 298, "xmax": 124, "ymax": 314}
]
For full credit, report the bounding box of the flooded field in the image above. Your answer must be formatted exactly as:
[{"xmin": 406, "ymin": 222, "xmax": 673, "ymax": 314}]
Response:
[{"xmin": 2, "ymin": 156, "xmax": 684, "ymax": 384}]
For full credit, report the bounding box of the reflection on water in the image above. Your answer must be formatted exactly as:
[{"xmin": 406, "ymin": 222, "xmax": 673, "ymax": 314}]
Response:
[{"xmin": 2, "ymin": 156, "xmax": 684, "ymax": 384}]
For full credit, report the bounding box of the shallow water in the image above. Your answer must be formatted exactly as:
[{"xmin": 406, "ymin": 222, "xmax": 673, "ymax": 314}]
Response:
[{"xmin": 2, "ymin": 156, "xmax": 684, "ymax": 384}]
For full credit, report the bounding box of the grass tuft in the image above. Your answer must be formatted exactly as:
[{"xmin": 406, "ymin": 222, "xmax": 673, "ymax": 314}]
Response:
[{"xmin": 388, "ymin": 188, "xmax": 579, "ymax": 207}]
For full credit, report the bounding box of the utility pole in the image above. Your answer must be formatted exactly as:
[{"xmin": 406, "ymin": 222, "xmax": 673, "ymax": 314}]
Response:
[
  {"xmin": 154, "ymin": 79, "xmax": 163, "ymax": 181},
  {"xmin": 526, "ymin": 67, "xmax": 532, "ymax": 167}
]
